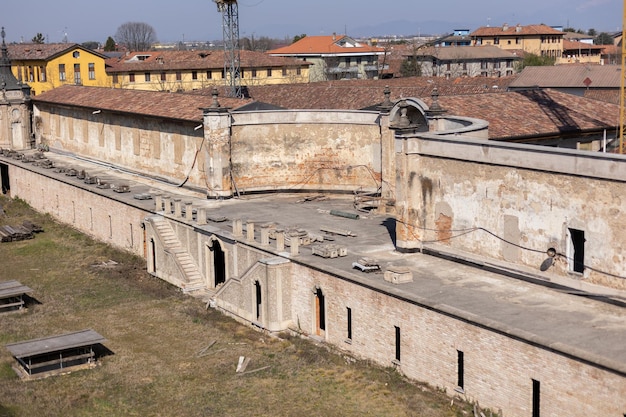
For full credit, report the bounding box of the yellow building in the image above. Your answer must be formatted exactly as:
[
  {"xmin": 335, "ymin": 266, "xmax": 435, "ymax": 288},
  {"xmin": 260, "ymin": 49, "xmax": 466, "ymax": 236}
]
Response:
[
  {"xmin": 106, "ymin": 49, "xmax": 311, "ymax": 92},
  {"xmin": 7, "ymin": 43, "xmax": 111, "ymax": 96},
  {"xmin": 470, "ymin": 23, "xmax": 564, "ymax": 59}
]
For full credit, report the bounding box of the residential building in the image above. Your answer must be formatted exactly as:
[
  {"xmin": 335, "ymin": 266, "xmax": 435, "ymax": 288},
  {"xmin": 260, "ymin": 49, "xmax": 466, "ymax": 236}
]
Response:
[
  {"xmin": 559, "ymin": 39, "xmax": 603, "ymax": 64},
  {"xmin": 7, "ymin": 43, "xmax": 110, "ymax": 95},
  {"xmin": 402, "ymin": 45, "xmax": 520, "ymax": 78},
  {"xmin": 106, "ymin": 49, "xmax": 310, "ymax": 92},
  {"xmin": 436, "ymin": 29, "xmax": 472, "ymax": 47},
  {"xmin": 268, "ymin": 34, "xmax": 386, "ymax": 82},
  {"xmin": 470, "ymin": 23, "xmax": 564, "ymax": 59}
]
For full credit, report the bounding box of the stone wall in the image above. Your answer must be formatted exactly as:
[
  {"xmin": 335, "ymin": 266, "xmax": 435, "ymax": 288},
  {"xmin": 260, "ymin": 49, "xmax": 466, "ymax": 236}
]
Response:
[
  {"xmin": 395, "ymin": 133, "xmax": 626, "ymax": 292},
  {"xmin": 288, "ymin": 263, "xmax": 626, "ymax": 417},
  {"xmin": 5, "ymin": 163, "xmax": 148, "ymax": 256}
]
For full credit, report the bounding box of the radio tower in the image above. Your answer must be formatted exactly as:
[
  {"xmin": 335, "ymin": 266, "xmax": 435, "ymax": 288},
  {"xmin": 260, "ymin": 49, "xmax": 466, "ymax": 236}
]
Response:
[{"xmin": 213, "ymin": 0, "xmax": 242, "ymax": 98}]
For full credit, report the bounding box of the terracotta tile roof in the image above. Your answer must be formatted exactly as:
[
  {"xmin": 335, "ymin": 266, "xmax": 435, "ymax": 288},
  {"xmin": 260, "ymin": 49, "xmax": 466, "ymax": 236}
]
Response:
[
  {"xmin": 106, "ymin": 49, "xmax": 309, "ymax": 73},
  {"xmin": 583, "ymin": 89, "xmax": 619, "ymax": 105},
  {"xmin": 562, "ymin": 39, "xmax": 604, "ymax": 52},
  {"xmin": 509, "ymin": 65, "xmax": 621, "ymax": 88},
  {"xmin": 268, "ymin": 35, "xmax": 385, "ymax": 56},
  {"xmin": 7, "ymin": 43, "xmax": 107, "ymax": 61},
  {"xmin": 31, "ymin": 79, "xmax": 615, "ymax": 141},
  {"xmin": 436, "ymin": 89, "xmax": 619, "ymax": 139},
  {"xmin": 33, "ymin": 85, "xmax": 252, "ymax": 122},
  {"xmin": 470, "ymin": 24, "xmax": 564, "ymax": 37},
  {"xmin": 188, "ymin": 76, "xmax": 518, "ymax": 110}
]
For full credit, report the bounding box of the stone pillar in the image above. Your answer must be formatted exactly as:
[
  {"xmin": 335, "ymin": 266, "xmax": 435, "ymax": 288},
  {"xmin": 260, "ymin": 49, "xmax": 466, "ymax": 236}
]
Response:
[
  {"xmin": 275, "ymin": 229, "xmax": 285, "ymax": 252},
  {"xmin": 260, "ymin": 225, "xmax": 270, "ymax": 246},
  {"xmin": 197, "ymin": 207, "xmax": 207, "ymax": 225},
  {"xmin": 203, "ymin": 91, "xmax": 234, "ymax": 199},
  {"xmin": 163, "ymin": 196, "xmax": 171, "ymax": 214},
  {"xmin": 173, "ymin": 199, "xmax": 182, "ymax": 218},
  {"xmin": 246, "ymin": 221, "xmax": 255, "ymax": 242},
  {"xmin": 185, "ymin": 202, "xmax": 193, "ymax": 221},
  {"xmin": 233, "ymin": 219, "xmax": 243, "ymax": 237},
  {"xmin": 154, "ymin": 194, "xmax": 163, "ymax": 212},
  {"xmin": 290, "ymin": 234, "xmax": 299, "ymax": 256}
]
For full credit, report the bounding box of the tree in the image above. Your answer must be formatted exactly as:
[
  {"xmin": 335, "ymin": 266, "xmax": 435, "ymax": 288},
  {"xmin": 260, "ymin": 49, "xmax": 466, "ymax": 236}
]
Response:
[
  {"xmin": 292, "ymin": 34, "xmax": 306, "ymax": 44},
  {"xmin": 82, "ymin": 41, "xmax": 99, "ymax": 50},
  {"xmin": 514, "ymin": 53, "xmax": 555, "ymax": 72},
  {"xmin": 31, "ymin": 33, "xmax": 45, "ymax": 44},
  {"xmin": 104, "ymin": 36, "xmax": 117, "ymax": 52},
  {"xmin": 115, "ymin": 22, "xmax": 157, "ymax": 51},
  {"xmin": 594, "ymin": 32, "xmax": 613, "ymax": 45},
  {"xmin": 587, "ymin": 28, "xmax": 597, "ymax": 37}
]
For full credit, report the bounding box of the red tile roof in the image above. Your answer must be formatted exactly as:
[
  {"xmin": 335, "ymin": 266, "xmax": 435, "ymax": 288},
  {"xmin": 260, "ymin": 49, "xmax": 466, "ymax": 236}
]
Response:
[
  {"xmin": 106, "ymin": 49, "xmax": 310, "ymax": 73},
  {"xmin": 201, "ymin": 76, "xmax": 517, "ymax": 110},
  {"xmin": 7, "ymin": 43, "xmax": 108, "ymax": 61},
  {"xmin": 33, "ymin": 85, "xmax": 252, "ymax": 122},
  {"xmin": 470, "ymin": 24, "xmax": 564, "ymax": 37},
  {"xmin": 436, "ymin": 89, "xmax": 618, "ymax": 139},
  {"xmin": 32, "ymin": 78, "xmax": 616, "ymax": 141},
  {"xmin": 268, "ymin": 35, "xmax": 384, "ymax": 56},
  {"xmin": 562, "ymin": 39, "xmax": 604, "ymax": 52}
]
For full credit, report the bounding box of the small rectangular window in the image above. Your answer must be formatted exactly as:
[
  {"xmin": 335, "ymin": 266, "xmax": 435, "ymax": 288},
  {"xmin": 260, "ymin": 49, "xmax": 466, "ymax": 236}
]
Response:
[
  {"xmin": 73, "ymin": 63, "xmax": 81, "ymax": 84},
  {"xmin": 206, "ymin": 70, "xmax": 212, "ymax": 79},
  {"xmin": 144, "ymin": 72, "xmax": 151, "ymax": 82},
  {"xmin": 457, "ymin": 350, "xmax": 464, "ymax": 390},
  {"xmin": 282, "ymin": 67, "xmax": 287, "ymax": 76},
  {"xmin": 176, "ymin": 71, "xmax": 182, "ymax": 81},
  {"xmin": 129, "ymin": 73, "xmax": 135, "ymax": 83},
  {"xmin": 192, "ymin": 71, "xmax": 198, "ymax": 80},
  {"xmin": 88, "ymin": 63, "xmax": 95, "ymax": 80},
  {"xmin": 160, "ymin": 72, "xmax": 166, "ymax": 81},
  {"xmin": 59, "ymin": 64, "xmax": 66, "ymax": 81},
  {"xmin": 532, "ymin": 379, "xmax": 540, "ymax": 417},
  {"xmin": 267, "ymin": 68, "xmax": 272, "ymax": 77},
  {"xmin": 251, "ymin": 69, "xmax": 257, "ymax": 78},
  {"xmin": 346, "ymin": 307, "xmax": 352, "ymax": 341},
  {"xmin": 394, "ymin": 326, "xmax": 401, "ymax": 362},
  {"xmin": 296, "ymin": 67, "xmax": 301, "ymax": 76}
]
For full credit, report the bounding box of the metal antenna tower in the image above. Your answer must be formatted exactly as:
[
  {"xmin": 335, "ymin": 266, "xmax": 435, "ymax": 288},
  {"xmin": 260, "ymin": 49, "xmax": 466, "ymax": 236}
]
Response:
[{"xmin": 213, "ymin": 0, "xmax": 242, "ymax": 98}]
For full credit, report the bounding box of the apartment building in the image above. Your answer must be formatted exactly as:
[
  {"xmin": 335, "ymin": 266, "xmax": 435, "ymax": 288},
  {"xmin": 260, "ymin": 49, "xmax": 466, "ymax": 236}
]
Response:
[{"xmin": 471, "ymin": 23, "xmax": 564, "ymax": 59}]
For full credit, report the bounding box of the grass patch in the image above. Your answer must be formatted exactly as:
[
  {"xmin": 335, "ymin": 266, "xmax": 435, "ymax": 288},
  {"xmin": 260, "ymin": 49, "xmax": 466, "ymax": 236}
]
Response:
[{"xmin": 0, "ymin": 195, "xmax": 472, "ymax": 417}]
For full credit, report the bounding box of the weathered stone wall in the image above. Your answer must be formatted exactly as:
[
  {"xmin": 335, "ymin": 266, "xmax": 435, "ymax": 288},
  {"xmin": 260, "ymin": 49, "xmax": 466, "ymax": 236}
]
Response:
[
  {"xmin": 34, "ymin": 104, "xmax": 205, "ymax": 188},
  {"xmin": 230, "ymin": 110, "xmax": 382, "ymax": 193},
  {"xmin": 395, "ymin": 133, "xmax": 626, "ymax": 291},
  {"xmin": 6, "ymin": 163, "xmax": 148, "ymax": 256},
  {"xmin": 288, "ymin": 262, "xmax": 626, "ymax": 417},
  {"xmin": 34, "ymin": 104, "xmax": 385, "ymax": 196}
]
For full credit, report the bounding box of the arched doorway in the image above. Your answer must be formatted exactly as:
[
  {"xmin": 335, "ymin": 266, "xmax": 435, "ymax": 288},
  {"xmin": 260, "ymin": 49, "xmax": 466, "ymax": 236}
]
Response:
[
  {"xmin": 212, "ymin": 240, "xmax": 226, "ymax": 286},
  {"xmin": 314, "ymin": 287, "xmax": 326, "ymax": 337}
]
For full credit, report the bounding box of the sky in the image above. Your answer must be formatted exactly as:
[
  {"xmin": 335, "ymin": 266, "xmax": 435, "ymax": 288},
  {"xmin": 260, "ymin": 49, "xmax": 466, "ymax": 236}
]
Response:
[{"xmin": 1, "ymin": 0, "xmax": 622, "ymax": 45}]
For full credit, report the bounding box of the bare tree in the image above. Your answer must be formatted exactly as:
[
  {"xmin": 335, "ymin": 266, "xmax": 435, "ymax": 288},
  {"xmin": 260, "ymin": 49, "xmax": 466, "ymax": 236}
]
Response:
[{"xmin": 115, "ymin": 22, "xmax": 157, "ymax": 51}]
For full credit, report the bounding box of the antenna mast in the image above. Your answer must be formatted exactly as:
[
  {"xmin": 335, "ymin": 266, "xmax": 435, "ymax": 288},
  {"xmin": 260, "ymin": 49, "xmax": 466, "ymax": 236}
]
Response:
[{"xmin": 213, "ymin": 0, "xmax": 242, "ymax": 98}]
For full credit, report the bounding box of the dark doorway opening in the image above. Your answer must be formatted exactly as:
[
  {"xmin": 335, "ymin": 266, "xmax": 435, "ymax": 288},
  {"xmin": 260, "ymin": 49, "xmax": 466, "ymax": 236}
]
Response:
[
  {"xmin": 568, "ymin": 228, "xmax": 585, "ymax": 273},
  {"xmin": 212, "ymin": 240, "xmax": 226, "ymax": 286},
  {"xmin": 1, "ymin": 163, "xmax": 9, "ymax": 195}
]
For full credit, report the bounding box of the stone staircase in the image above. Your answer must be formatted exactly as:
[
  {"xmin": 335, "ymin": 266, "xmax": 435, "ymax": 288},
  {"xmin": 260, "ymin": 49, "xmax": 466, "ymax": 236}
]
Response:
[{"xmin": 148, "ymin": 216, "xmax": 206, "ymax": 294}]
